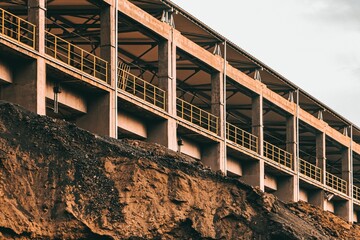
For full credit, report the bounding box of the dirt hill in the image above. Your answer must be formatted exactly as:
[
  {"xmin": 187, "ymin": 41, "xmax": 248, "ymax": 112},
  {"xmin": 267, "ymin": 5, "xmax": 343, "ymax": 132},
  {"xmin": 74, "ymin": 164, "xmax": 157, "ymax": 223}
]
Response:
[{"xmin": 0, "ymin": 101, "xmax": 359, "ymax": 239}]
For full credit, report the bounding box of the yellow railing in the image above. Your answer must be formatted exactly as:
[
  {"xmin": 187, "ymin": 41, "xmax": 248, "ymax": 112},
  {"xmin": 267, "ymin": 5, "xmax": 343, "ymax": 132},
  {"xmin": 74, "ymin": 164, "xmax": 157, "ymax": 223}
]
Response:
[
  {"xmin": 326, "ymin": 172, "xmax": 347, "ymax": 194},
  {"xmin": 299, "ymin": 158, "xmax": 322, "ymax": 182},
  {"xmin": 263, "ymin": 141, "xmax": 292, "ymax": 169},
  {"xmin": 0, "ymin": 8, "xmax": 35, "ymax": 49},
  {"xmin": 354, "ymin": 185, "xmax": 360, "ymax": 201},
  {"xmin": 45, "ymin": 31, "xmax": 108, "ymax": 82},
  {"xmin": 117, "ymin": 63, "xmax": 166, "ymax": 110},
  {"xmin": 177, "ymin": 98, "xmax": 218, "ymax": 134},
  {"xmin": 226, "ymin": 122, "xmax": 258, "ymax": 152}
]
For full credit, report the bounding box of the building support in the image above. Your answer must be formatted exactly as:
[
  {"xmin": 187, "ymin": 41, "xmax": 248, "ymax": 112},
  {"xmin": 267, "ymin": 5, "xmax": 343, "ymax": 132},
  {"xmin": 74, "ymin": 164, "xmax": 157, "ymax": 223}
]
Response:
[
  {"xmin": 275, "ymin": 115, "xmax": 298, "ymax": 202},
  {"xmin": 202, "ymin": 71, "xmax": 226, "ymax": 172},
  {"xmin": 75, "ymin": 2, "xmax": 116, "ymax": 138},
  {"xmin": 99, "ymin": 2, "xmax": 117, "ymax": 138},
  {"xmin": 241, "ymin": 94, "xmax": 264, "ymax": 190},
  {"xmin": 148, "ymin": 39, "xmax": 177, "ymax": 151},
  {"xmin": 309, "ymin": 132, "xmax": 327, "ymax": 209},
  {"xmin": 335, "ymin": 148, "xmax": 352, "ymax": 222},
  {"xmin": 0, "ymin": 0, "xmax": 46, "ymax": 115}
]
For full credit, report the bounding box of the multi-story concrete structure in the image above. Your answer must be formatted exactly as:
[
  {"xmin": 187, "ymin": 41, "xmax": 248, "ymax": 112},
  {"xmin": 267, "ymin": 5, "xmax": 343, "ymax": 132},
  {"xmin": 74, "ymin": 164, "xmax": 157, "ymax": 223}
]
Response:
[{"xmin": 1, "ymin": 0, "xmax": 360, "ymax": 222}]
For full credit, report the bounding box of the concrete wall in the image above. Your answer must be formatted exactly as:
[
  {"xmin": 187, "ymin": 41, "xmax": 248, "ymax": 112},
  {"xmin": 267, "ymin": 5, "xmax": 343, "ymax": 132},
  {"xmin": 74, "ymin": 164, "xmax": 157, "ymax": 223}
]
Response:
[
  {"xmin": 264, "ymin": 173, "xmax": 277, "ymax": 191},
  {"xmin": 118, "ymin": 111, "xmax": 147, "ymax": 139},
  {"xmin": 0, "ymin": 58, "xmax": 12, "ymax": 83},
  {"xmin": 325, "ymin": 200, "xmax": 335, "ymax": 213},
  {"xmin": 179, "ymin": 137, "xmax": 201, "ymax": 160},
  {"xmin": 46, "ymin": 81, "xmax": 87, "ymax": 113},
  {"xmin": 299, "ymin": 188, "xmax": 309, "ymax": 202},
  {"xmin": 227, "ymin": 156, "xmax": 243, "ymax": 177}
]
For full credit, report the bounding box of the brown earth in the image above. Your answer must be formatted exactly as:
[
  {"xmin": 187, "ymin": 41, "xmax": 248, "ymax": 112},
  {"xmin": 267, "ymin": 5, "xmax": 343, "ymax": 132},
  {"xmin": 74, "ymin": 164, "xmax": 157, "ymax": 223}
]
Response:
[{"xmin": 0, "ymin": 101, "xmax": 359, "ymax": 239}]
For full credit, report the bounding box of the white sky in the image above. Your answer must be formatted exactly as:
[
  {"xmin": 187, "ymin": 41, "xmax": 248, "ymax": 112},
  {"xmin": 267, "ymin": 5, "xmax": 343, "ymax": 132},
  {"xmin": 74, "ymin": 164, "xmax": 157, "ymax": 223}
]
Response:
[{"xmin": 171, "ymin": 0, "xmax": 360, "ymax": 126}]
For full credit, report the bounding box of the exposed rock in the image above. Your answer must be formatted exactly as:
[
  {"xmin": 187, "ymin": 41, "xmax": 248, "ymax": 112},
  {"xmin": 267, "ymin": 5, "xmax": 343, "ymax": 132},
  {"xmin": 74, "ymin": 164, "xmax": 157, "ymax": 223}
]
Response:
[{"xmin": 0, "ymin": 101, "xmax": 359, "ymax": 239}]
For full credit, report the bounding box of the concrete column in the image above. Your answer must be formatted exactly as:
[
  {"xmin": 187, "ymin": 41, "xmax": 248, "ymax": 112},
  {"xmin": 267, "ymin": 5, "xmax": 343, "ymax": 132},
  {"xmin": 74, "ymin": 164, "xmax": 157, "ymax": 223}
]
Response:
[
  {"xmin": 277, "ymin": 115, "xmax": 298, "ymax": 202},
  {"xmin": 242, "ymin": 94, "xmax": 264, "ymax": 191},
  {"xmin": 7, "ymin": 0, "xmax": 47, "ymax": 115},
  {"xmin": 0, "ymin": 59, "xmax": 46, "ymax": 115},
  {"xmin": 99, "ymin": 3, "xmax": 116, "ymax": 138},
  {"xmin": 338, "ymin": 148, "xmax": 352, "ymax": 222},
  {"xmin": 336, "ymin": 200, "xmax": 352, "ymax": 223},
  {"xmin": 211, "ymin": 71, "xmax": 224, "ymax": 137},
  {"xmin": 28, "ymin": 0, "xmax": 45, "ymax": 53},
  {"xmin": 77, "ymin": 91, "xmax": 115, "ymax": 137},
  {"xmin": 252, "ymin": 95, "xmax": 263, "ymax": 156},
  {"xmin": 100, "ymin": 3, "xmax": 116, "ymax": 86},
  {"xmin": 308, "ymin": 189, "xmax": 325, "ymax": 210},
  {"xmin": 316, "ymin": 132, "xmax": 326, "ymax": 184},
  {"xmin": 149, "ymin": 39, "xmax": 177, "ymax": 151},
  {"xmin": 200, "ymin": 71, "xmax": 226, "ymax": 173},
  {"xmin": 202, "ymin": 141, "xmax": 225, "ymax": 172}
]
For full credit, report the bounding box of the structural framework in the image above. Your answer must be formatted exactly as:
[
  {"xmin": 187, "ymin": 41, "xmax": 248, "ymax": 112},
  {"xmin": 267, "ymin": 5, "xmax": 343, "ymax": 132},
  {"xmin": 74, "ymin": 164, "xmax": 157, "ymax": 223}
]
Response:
[{"xmin": 0, "ymin": 0, "xmax": 360, "ymax": 223}]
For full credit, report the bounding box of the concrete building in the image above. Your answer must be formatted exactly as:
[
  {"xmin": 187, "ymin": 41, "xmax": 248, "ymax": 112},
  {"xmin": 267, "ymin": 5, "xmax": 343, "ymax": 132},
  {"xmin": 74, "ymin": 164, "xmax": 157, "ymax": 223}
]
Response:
[{"xmin": 1, "ymin": 0, "xmax": 360, "ymax": 222}]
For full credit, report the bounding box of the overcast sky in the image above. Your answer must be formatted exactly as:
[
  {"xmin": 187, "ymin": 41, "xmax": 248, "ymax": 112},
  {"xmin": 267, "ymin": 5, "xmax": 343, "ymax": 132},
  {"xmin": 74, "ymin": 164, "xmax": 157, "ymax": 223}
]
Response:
[{"xmin": 171, "ymin": 0, "xmax": 360, "ymax": 126}]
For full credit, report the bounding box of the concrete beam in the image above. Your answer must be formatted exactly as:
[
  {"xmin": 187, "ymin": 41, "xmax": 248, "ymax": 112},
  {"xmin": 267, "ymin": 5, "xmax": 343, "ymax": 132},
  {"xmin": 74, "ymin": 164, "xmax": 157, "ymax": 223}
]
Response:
[
  {"xmin": 118, "ymin": 0, "xmax": 171, "ymax": 39},
  {"xmin": 0, "ymin": 58, "xmax": 12, "ymax": 83},
  {"xmin": 46, "ymin": 81, "xmax": 87, "ymax": 113},
  {"xmin": 118, "ymin": 111, "xmax": 147, "ymax": 139}
]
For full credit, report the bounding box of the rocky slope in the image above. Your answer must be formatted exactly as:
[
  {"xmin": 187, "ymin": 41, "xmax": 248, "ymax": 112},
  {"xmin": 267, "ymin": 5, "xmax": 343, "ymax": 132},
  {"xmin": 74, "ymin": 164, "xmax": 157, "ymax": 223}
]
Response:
[{"xmin": 0, "ymin": 101, "xmax": 359, "ymax": 239}]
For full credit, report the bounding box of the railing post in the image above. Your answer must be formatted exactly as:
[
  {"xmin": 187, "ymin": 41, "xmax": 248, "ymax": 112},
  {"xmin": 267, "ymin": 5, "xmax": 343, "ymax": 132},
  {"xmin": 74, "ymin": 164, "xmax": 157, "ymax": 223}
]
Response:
[
  {"xmin": 54, "ymin": 36, "xmax": 57, "ymax": 59},
  {"xmin": 17, "ymin": 18, "xmax": 20, "ymax": 42},
  {"xmin": 1, "ymin": 10, "xmax": 4, "ymax": 35},
  {"xmin": 68, "ymin": 42, "xmax": 71, "ymax": 64},
  {"xmin": 93, "ymin": 56, "xmax": 96, "ymax": 77},
  {"xmin": 133, "ymin": 76, "xmax": 136, "ymax": 95},
  {"xmin": 153, "ymin": 87, "xmax": 156, "ymax": 105},
  {"xmin": 80, "ymin": 49, "xmax": 83, "ymax": 71}
]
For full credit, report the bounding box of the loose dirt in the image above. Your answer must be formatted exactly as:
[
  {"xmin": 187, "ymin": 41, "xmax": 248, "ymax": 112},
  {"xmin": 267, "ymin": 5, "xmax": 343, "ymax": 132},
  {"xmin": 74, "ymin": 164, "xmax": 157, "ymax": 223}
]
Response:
[{"xmin": 0, "ymin": 101, "xmax": 359, "ymax": 239}]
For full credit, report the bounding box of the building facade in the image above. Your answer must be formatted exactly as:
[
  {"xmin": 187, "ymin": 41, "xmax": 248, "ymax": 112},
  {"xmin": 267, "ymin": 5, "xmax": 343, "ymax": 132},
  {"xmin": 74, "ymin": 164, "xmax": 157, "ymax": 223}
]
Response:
[{"xmin": 0, "ymin": 0, "xmax": 360, "ymax": 222}]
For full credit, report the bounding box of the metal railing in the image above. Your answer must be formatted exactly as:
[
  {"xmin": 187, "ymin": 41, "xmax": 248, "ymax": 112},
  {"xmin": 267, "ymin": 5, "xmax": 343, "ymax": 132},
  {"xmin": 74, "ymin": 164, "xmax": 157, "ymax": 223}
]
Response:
[
  {"xmin": 299, "ymin": 158, "xmax": 322, "ymax": 182},
  {"xmin": 354, "ymin": 185, "xmax": 360, "ymax": 201},
  {"xmin": 226, "ymin": 122, "xmax": 258, "ymax": 152},
  {"xmin": 0, "ymin": 8, "xmax": 35, "ymax": 49},
  {"xmin": 177, "ymin": 98, "xmax": 218, "ymax": 134},
  {"xmin": 118, "ymin": 62, "xmax": 166, "ymax": 110},
  {"xmin": 326, "ymin": 172, "xmax": 347, "ymax": 194},
  {"xmin": 45, "ymin": 31, "xmax": 108, "ymax": 82},
  {"xmin": 263, "ymin": 141, "xmax": 292, "ymax": 169}
]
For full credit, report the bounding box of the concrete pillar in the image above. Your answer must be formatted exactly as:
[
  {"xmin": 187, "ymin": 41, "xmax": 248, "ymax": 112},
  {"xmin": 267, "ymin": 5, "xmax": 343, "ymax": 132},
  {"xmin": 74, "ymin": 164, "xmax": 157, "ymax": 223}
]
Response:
[
  {"xmin": 211, "ymin": 71, "xmax": 224, "ymax": 137},
  {"xmin": 77, "ymin": 91, "xmax": 115, "ymax": 137},
  {"xmin": 199, "ymin": 71, "xmax": 226, "ymax": 173},
  {"xmin": 202, "ymin": 141, "xmax": 225, "ymax": 172},
  {"xmin": 0, "ymin": 59, "xmax": 46, "ymax": 115},
  {"xmin": 335, "ymin": 200, "xmax": 352, "ymax": 223},
  {"xmin": 242, "ymin": 94, "xmax": 264, "ymax": 191},
  {"xmin": 308, "ymin": 189, "xmax": 325, "ymax": 210},
  {"xmin": 99, "ymin": 3, "xmax": 116, "ymax": 138},
  {"xmin": 278, "ymin": 115, "xmax": 298, "ymax": 202},
  {"xmin": 338, "ymin": 148, "xmax": 352, "ymax": 222},
  {"xmin": 28, "ymin": 0, "xmax": 45, "ymax": 53},
  {"xmin": 100, "ymin": 3, "xmax": 116, "ymax": 86},
  {"xmin": 151, "ymin": 39, "xmax": 177, "ymax": 151},
  {"xmin": 316, "ymin": 132, "xmax": 326, "ymax": 184},
  {"xmin": 4, "ymin": 0, "xmax": 48, "ymax": 115}
]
